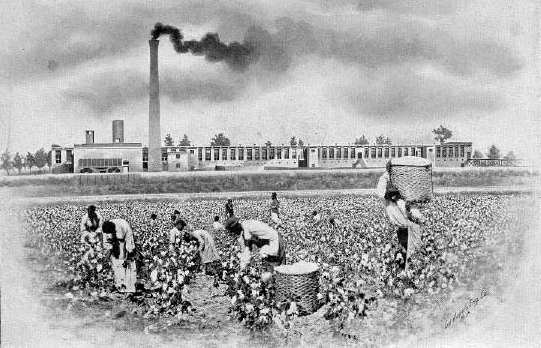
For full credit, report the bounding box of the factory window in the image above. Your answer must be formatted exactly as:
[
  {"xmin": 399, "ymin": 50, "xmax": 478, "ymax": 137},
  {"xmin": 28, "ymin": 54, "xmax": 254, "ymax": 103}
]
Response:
[
  {"xmin": 336, "ymin": 147, "xmax": 341, "ymax": 159},
  {"xmin": 362, "ymin": 148, "xmax": 367, "ymax": 159},
  {"xmin": 384, "ymin": 148, "xmax": 389, "ymax": 158},
  {"xmin": 329, "ymin": 147, "xmax": 335, "ymax": 159},
  {"xmin": 55, "ymin": 150, "xmax": 61, "ymax": 164},
  {"xmin": 269, "ymin": 148, "xmax": 275, "ymax": 159},
  {"xmin": 292, "ymin": 149, "xmax": 297, "ymax": 159},
  {"xmin": 377, "ymin": 148, "xmax": 382, "ymax": 158},
  {"xmin": 230, "ymin": 148, "xmax": 236, "ymax": 160},
  {"xmin": 322, "ymin": 148, "xmax": 327, "ymax": 160},
  {"xmin": 410, "ymin": 148, "xmax": 415, "ymax": 156},
  {"xmin": 344, "ymin": 148, "xmax": 348, "ymax": 159},
  {"xmin": 276, "ymin": 148, "xmax": 282, "ymax": 159},
  {"xmin": 442, "ymin": 147, "xmax": 447, "ymax": 158},
  {"xmin": 222, "ymin": 148, "xmax": 228, "ymax": 160},
  {"xmin": 198, "ymin": 148, "xmax": 203, "ymax": 161},
  {"xmin": 436, "ymin": 146, "xmax": 441, "ymax": 158},
  {"xmin": 398, "ymin": 148, "xmax": 402, "ymax": 157},
  {"xmin": 284, "ymin": 147, "xmax": 289, "ymax": 159},
  {"xmin": 370, "ymin": 147, "xmax": 376, "ymax": 158},
  {"xmin": 176, "ymin": 163, "xmax": 181, "ymax": 168},
  {"xmin": 404, "ymin": 148, "xmax": 409, "ymax": 156},
  {"xmin": 455, "ymin": 146, "xmax": 459, "ymax": 158},
  {"xmin": 99, "ymin": 159, "xmax": 105, "ymax": 167},
  {"xmin": 352, "ymin": 148, "xmax": 357, "ymax": 159},
  {"xmin": 391, "ymin": 148, "xmax": 395, "ymax": 158},
  {"xmin": 190, "ymin": 149, "xmax": 195, "ymax": 155},
  {"xmin": 123, "ymin": 160, "xmax": 129, "ymax": 165},
  {"xmin": 255, "ymin": 148, "xmax": 260, "ymax": 160},
  {"xmin": 205, "ymin": 148, "xmax": 211, "ymax": 161},
  {"xmin": 262, "ymin": 148, "xmax": 267, "ymax": 160},
  {"xmin": 214, "ymin": 148, "xmax": 220, "ymax": 161},
  {"xmin": 247, "ymin": 148, "xmax": 253, "ymax": 161},
  {"xmin": 176, "ymin": 154, "xmax": 180, "ymax": 159},
  {"xmin": 66, "ymin": 150, "xmax": 73, "ymax": 163},
  {"xmin": 460, "ymin": 146, "xmax": 465, "ymax": 157},
  {"xmin": 238, "ymin": 148, "xmax": 244, "ymax": 160}
]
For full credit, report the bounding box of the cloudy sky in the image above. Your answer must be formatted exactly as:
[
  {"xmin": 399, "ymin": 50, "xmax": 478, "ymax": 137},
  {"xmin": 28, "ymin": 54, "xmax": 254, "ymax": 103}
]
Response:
[{"xmin": 1, "ymin": 0, "xmax": 539, "ymax": 159}]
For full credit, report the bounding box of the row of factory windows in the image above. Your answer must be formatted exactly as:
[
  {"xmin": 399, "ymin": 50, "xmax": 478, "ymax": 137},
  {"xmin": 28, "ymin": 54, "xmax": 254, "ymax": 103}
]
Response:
[
  {"xmin": 436, "ymin": 145, "xmax": 466, "ymax": 158},
  {"xmin": 78, "ymin": 158, "xmax": 123, "ymax": 168},
  {"xmin": 161, "ymin": 147, "xmax": 304, "ymax": 162},
  {"xmin": 142, "ymin": 144, "xmax": 470, "ymax": 162},
  {"xmin": 55, "ymin": 150, "xmax": 73, "ymax": 164}
]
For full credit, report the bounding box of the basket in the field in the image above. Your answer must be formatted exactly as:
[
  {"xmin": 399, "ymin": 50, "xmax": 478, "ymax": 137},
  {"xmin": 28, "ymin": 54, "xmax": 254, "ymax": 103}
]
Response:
[
  {"xmin": 389, "ymin": 156, "xmax": 433, "ymax": 203},
  {"xmin": 274, "ymin": 262, "xmax": 320, "ymax": 315}
]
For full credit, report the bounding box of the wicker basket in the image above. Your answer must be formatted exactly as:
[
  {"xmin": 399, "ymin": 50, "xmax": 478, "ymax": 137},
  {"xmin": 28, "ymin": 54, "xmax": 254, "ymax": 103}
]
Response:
[
  {"xmin": 389, "ymin": 156, "xmax": 433, "ymax": 203},
  {"xmin": 275, "ymin": 268, "xmax": 320, "ymax": 316}
]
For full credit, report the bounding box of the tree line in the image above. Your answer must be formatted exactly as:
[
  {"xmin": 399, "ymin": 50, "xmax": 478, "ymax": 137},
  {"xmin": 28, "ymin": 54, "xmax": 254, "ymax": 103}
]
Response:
[
  {"xmin": 1, "ymin": 148, "xmax": 51, "ymax": 175},
  {"xmin": 164, "ymin": 134, "xmax": 305, "ymax": 147}
]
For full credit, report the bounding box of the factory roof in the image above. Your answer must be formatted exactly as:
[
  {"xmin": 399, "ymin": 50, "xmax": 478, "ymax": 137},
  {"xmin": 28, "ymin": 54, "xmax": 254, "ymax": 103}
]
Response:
[{"xmin": 74, "ymin": 143, "xmax": 142, "ymax": 148}]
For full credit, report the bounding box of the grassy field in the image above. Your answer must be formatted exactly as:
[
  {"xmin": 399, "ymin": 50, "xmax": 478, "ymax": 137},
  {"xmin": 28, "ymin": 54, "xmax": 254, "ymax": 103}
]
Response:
[{"xmin": 1, "ymin": 167, "xmax": 537, "ymax": 197}]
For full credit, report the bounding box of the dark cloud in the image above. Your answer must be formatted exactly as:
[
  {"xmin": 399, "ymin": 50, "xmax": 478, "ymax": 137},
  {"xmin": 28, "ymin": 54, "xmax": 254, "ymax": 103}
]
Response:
[{"xmin": 64, "ymin": 69, "xmax": 242, "ymax": 114}]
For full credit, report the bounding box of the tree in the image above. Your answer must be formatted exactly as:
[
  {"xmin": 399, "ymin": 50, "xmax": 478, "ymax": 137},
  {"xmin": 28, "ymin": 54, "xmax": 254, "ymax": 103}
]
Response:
[
  {"xmin": 1, "ymin": 149, "xmax": 12, "ymax": 175},
  {"xmin": 298, "ymin": 139, "xmax": 304, "ymax": 146},
  {"xmin": 26, "ymin": 152, "xmax": 35, "ymax": 173},
  {"xmin": 164, "ymin": 134, "xmax": 174, "ymax": 146},
  {"xmin": 265, "ymin": 140, "xmax": 272, "ymax": 147},
  {"xmin": 13, "ymin": 152, "xmax": 23, "ymax": 174},
  {"xmin": 432, "ymin": 125, "xmax": 453, "ymax": 144},
  {"xmin": 178, "ymin": 134, "xmax": 191, "ymax": 146},
  {"xmin": 46, "ymin": 150, "xmax": 52, "ymax": 173},
  {"xmin": 211, "ymin": 133, "xmax": 231, "ymax": 147},
  {"xmin": 289, "ymin": 136, "xmax": 297, "ymax": 146},
  {"xmin": 504, "ymin": 151, "xmax": 516, "ymax": 160},
  {"xmin": 355, "ymin": 135, "xmax": 369, "ymax": 145},
  {"xmin": 472, "ymin": 150, "xmax": 484, "ymax": 158},
  {"xmin": 375, "ymin": 134, "xmax": 392, "ymax": 145},
  {"xmin": 486, "ymin": 145, "xmax": 501, "ymax": 159},
  {"xmin": 35, "ymin": 148, "xmax": 48, "ymax": 172}
]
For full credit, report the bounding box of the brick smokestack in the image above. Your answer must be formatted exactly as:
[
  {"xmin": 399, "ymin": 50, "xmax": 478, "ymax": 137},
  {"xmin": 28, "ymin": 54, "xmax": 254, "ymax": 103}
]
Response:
[
  {"xmin": 112, "ymin": 120, "xmax": 124, "ymax": 143},
  {"xmin": 148, "ymin": 39, "xmax": 162, "ymax": 171},
  {"xmin": 85, "ymin": 130, "xmax": 94, "ymax": 144}
]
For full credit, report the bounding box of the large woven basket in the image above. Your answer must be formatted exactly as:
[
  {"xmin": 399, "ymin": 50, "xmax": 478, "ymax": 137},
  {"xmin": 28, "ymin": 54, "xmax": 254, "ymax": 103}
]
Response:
[
  {"xmin": 275, "ymin": 265, "xmax": 320, "ymax": 316},
  {"xmin": 389, "ymin": 156, "xmax": 433, "ymax": 203}
]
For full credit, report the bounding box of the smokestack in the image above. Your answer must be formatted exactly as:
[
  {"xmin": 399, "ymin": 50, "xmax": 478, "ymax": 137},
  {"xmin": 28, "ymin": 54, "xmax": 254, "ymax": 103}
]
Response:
[
  {"xmin": 148, "ymin": 39, "xmax": 162, "ymax": 171},
  {"xmin": 112, "ymin": 120, "xmax": 124, "ymax": 143},
  {"xmin": 85, "ymin": 130, "xmax": 94, "ymax": 144}
]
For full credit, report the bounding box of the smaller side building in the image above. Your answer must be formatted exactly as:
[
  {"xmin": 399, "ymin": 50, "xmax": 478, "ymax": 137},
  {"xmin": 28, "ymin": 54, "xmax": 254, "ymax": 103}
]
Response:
[{"xmin": 73, "ymin": 143, "xmax": 143, "ymax": 173}]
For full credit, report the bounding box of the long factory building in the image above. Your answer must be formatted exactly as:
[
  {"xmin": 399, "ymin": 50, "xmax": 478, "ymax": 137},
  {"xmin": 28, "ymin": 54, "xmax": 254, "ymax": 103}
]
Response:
[{"xmin": 50, "ymin": 121, "xmax": 474, "ymax": 174}]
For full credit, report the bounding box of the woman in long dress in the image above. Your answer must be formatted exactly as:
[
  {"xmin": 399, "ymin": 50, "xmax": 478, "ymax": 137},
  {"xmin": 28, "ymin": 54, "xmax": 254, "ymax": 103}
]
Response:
[
  {"xmin": 102, "ymin": 219, "xmax": 137, "ymax": 293},
  {"xmin": 224, "ymin": 217, "xmax": 286, "ymax": 272},
  {"xmin": 376, "ymin": 162, "xmax": 423, "ymax": 270},
  {"xmin": 185, "ymin": 227, "xmax": 221, "ymax": 273}
]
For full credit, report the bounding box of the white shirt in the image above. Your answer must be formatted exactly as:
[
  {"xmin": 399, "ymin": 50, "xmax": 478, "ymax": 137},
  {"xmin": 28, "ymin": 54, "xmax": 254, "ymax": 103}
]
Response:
[
  {"xmin": 239, "ymin": 220, "xmax": 280, "ymax": 268},
  {"xmin": 103, "ymin": 218, "xmax": 135, "ymax": 258},
  {"xmin": 80, "ymin": 212, "xmax": 103, "ymax": 233}
]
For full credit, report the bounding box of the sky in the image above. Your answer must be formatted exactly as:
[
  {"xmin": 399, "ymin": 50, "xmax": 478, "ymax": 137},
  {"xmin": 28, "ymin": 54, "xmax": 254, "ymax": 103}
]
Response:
[{"xmin": 0, "ymin": 0, "xmax": 539, "ymax": 160}]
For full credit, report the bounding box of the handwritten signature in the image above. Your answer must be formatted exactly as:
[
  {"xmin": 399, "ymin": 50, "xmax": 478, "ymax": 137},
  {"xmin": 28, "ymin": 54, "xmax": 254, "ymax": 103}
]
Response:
[{"xmin": 444, "ymin": 289, "xmax": 488, "ymax": 329}]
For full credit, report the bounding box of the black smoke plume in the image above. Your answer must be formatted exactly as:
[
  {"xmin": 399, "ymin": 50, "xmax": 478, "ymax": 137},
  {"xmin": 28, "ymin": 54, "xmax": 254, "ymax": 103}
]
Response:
[{"xmin": 151, "ymin": 22, "xmax": 259, "ymax": 72}]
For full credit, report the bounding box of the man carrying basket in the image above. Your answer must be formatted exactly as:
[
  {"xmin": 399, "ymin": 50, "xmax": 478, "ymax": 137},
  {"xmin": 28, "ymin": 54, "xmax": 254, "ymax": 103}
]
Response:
[
  {"xmin": 377, "ymin": 158, "xmax": 430, "ymax": 270},
  {"xmin": 224, "ymin": 217, "xmax": 286, "ymax": 273}
]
